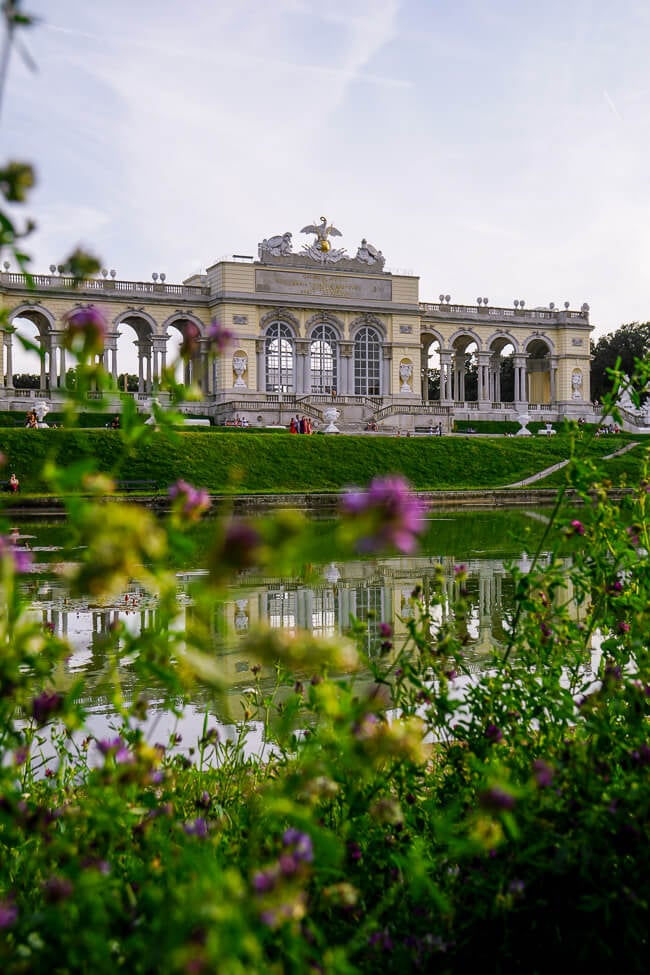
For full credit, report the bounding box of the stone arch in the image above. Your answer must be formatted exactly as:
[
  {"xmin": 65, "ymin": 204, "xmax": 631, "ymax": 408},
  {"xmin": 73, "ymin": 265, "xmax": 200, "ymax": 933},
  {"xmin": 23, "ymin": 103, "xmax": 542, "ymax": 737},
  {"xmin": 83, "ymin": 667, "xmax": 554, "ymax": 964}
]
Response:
[
  {"xmin": 113, "ymin": 308, "xmax": 159, "ymax": 393},
  {"xmin": 487, "ymin": 330, "xmax": 520, "ymax": 404},
  {"xmin": 448, "ymin": 328, "xmax": 482, "ymax": 402},
  {"xmin": 5, "ymin": 303, "xmax": 56, "ymax": 390},
  {"xmin": 524, "ymin": 334, "xmax": 554, "ymax": 405},
  {"xmin": 260, "ymin": 307, "xmax": 300, "ymax": 334},
  {"xmin": 351, "ymin": 317, "xmax": 384, "ymax": 396},
  {"xmin": 305, "ymin": 311, "xmax": 343, "ymax": 339},
  {"xmin": 163, "ymin": 312, "xmax": 209, "ymax": 391},
  {"xmin": 349, "ymin": 313, "xmax": 386, "ymax": 340},
  {"xmin": 308, "ymin": 317, "xmax": 341, "ymax": 394},
  {"xmin": 264, "ymin": 320, "xmax": 295, "ymax": 393},
  {"xmin": 421, "ymin": 327, "xmax": 445, "ymax": 402}
]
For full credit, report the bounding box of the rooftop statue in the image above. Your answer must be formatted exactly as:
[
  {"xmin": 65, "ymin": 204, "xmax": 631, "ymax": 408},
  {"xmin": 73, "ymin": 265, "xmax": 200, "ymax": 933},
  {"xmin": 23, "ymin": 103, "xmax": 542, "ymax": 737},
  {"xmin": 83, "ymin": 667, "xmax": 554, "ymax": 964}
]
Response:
[
  {"xmin": 258, "ymin": 232, "xmax": 293, "ymax": 259},
  {"xmin": 301, "ymin": 216, "xmax": 347, "ymax": 263},
  {"xmin": 355, "ymin": 238, "xmax": 385, "ymax": 269}
]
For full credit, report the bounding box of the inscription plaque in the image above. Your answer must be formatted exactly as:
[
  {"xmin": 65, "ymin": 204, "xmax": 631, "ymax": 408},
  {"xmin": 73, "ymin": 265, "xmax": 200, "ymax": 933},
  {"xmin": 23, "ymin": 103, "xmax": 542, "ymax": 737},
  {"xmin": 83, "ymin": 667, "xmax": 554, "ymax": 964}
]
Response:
[{"xmin": 255, "ymin": 268, "xmax": 392, "ymax": 302}]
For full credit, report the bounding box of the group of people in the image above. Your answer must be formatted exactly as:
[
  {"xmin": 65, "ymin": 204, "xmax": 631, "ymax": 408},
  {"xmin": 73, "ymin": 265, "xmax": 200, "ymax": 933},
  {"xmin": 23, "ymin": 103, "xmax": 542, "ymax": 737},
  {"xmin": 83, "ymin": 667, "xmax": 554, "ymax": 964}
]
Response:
[
  {"xmin": 224, "ymin": 415, "xmax": 249, "ymax": 427},
  {"xmin": 25, "ymin": 410, "xmax": 39, "ymax": 429},
  {"xmin": 289, "ymin": 415, "xmax": 313, "ymax": 434}
]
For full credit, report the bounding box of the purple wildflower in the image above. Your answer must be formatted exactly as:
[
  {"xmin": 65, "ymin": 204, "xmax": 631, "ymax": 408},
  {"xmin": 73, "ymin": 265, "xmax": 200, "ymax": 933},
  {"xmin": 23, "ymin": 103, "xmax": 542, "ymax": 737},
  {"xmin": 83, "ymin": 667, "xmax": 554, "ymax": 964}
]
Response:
[
  {"xmin": 252, "ymin": 866, "xmax": 279, "ymax": 894},
  {"xmin": 340, "ymin": 475, "xmax": 428, "ymax": 554},
  {"xmin": 206, "ymin": 318, "xmax": 234, "ymax": 355},
  {"xmin": 62, "ymin": 305, "xmax": 107, "ymax": 356},
  {"xmin": 96, "ymin": 736, "xmax": 134, "ymax": 765},
  {"xmin": 283, "ymin": 827, "xmax": 314, "ymax": 863},
  {"xmin": 618, "ymin": 621, "xmax": 631, "ymax": 634},
  {"xmin": 485, "ymin": 723, "xmax": 503, "ymax": 743},
  {"xmin": 479, "ymin": 786, "xmax": 516, "ymax": 811},
  {"xmin": 569, "ymin": 519, "xmax": 585, "ymax": 535},
  {"xmin": 183, "ymin": 817, "xmax": 209, "ymax": 838},
  {"xmin": 0, "ymin": 899, "xmax": 18, "ymax": 929},
  {"xmin": 379, "ymin": 622, "xmax": 393, "ymax": 638},
  {"xmin": 532, "ymin": 759, "xmax": 554, "ymax": 788},
  {"xmin": 180, "ymin": 321, "xmax": 201, "ymax": 359},
  {"xmin": 210, "ymin": 520, "xmax": 262, "ymax": 580},
  {"xmin": 42, "ymin": 875, "xmax": 73, "ymax": 903},
  {"xmin": 168, "ymin": 479, "xmax": 211, "ymax": 521},
  {"xmin": 0, "ymin": 534, "xmax": 32, "ymax": 573},
  {"xmin": 31, "ymin": 690, "xmax": 63, "ymax": 725}
]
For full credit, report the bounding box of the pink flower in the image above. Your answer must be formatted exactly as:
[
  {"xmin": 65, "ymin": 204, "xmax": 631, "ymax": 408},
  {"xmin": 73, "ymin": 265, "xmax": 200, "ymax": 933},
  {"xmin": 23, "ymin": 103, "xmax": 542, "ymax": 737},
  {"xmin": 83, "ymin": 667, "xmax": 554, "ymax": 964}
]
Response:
[
  {"xmin": 570, "ymin": 520, "xmax": 585, "ymax": 535},
  {"xmin": 207, "ymin": 318, "xmax": 234, "ymax": 355},
  {"xmin": 0, "ymin": 534, "xmax": 32, "ymax": 573},
  {"xmin": 179, "ymin": 321, "xmax": 201, "ymax": 359},
  {"xmin": 168, "ymin": 479, "xmax": 211, "ymax": 521},
  {"xmin": 62, "ymin": 305, "xmax": 106, "ymax": 356},
  {"xmin": 340, "ymin": 475, "xmax": 428, "ymax": 554}
]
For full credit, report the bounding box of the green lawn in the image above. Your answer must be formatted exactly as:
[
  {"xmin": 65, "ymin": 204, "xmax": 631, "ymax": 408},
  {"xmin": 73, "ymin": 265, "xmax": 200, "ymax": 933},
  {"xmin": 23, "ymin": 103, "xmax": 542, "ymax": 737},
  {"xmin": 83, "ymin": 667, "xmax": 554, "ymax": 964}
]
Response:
[{"xmin": 0, "ymin": 428, "xmax": 646, "ymax": 495}]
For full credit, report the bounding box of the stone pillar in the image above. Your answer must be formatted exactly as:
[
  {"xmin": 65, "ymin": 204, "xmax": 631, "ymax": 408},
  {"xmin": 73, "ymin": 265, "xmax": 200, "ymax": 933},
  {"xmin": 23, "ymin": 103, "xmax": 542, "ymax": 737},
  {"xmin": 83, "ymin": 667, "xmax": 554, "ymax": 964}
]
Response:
[
  {"xmin": 295, "ymin": 340, "xmax": 309, "ymax": 394},
  {"xmin": 256, "ymin": 339, "xmax": 265, "ymax": 393},
  {"xmin": 513, "ymin": 354, "xmax": 528, "ymax": 406},
  {"xmin": 137, "ymin": 343, "xmax": 145, "ymax": 393},
  {"xmin": 339, "ymin": 342, "xmax": 353, "ymax": 396},
  {"xmin": 381, "ymin": 345, "xmax": 392, "ymax": 396},
  {"xmin": 421, "ymin": 346, "xmax": 428, "ymax": 401},
  {"xmin": 59, "ymin": 345, "xmax": 66, "ymax": 388},
  {"xmin": 49, "ymin": 337, "xmax": 57, "ymax": 390},
  {"xmin": 39, "ymin": 339, "xmax": 47, "ymax": 391},
  {"xmin": 439, "ymin": 350, "xmax": 452, "ymax": 404},
  {"xmin": 549, "ymin": 356, "xmax": 558, "ymax": 404},
  {"xmin": 452, "ymin": 352, "xmax": 465, "ymax": 401},
  {"xmin": 477, "ymin": 351, "xmax": 491, "ymax": 404}
]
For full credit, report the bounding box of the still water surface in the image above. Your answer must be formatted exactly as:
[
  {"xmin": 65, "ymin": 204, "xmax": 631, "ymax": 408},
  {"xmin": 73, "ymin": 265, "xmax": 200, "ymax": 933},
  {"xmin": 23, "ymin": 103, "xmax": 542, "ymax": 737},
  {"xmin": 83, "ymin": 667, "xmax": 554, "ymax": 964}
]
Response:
[{"xmin": 14, "ymin": 509, "xmax": 569, "ymax": 760}]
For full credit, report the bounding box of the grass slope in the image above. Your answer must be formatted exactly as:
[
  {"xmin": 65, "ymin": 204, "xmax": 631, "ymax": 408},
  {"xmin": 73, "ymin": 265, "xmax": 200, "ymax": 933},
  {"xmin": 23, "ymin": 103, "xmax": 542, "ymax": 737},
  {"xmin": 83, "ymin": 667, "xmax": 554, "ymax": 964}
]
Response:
[{"xmin": 0, "ymin": 429, "xmax": 645, "ymax": 494}]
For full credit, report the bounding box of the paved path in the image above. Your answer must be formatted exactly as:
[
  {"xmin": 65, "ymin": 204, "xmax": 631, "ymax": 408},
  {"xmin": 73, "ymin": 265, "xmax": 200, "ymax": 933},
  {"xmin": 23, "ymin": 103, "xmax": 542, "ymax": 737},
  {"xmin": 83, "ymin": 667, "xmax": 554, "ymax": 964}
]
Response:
[{"xmin": 505, "ymin": 441, "xmax": 640, "ymax": 488}]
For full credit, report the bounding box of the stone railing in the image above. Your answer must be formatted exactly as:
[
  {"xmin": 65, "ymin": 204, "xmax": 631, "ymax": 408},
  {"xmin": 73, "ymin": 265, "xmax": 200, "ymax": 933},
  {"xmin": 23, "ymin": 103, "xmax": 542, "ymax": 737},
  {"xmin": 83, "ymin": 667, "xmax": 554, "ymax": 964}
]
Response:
[
  {"xmin": 0, "ymin": 272, "xmax": 210, "ymax": 298},
  {"xmin": 419, "ymin": 302, "xmax": 588, "ymax": 322}
]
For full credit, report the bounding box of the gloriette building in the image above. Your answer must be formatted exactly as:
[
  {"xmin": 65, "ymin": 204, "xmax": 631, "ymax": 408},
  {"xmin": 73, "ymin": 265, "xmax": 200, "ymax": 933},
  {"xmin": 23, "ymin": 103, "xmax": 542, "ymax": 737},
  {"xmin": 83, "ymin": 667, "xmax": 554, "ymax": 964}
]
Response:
[{"xmin": 0, "ymin": 217, "xmax": 594, "ymax": 431}]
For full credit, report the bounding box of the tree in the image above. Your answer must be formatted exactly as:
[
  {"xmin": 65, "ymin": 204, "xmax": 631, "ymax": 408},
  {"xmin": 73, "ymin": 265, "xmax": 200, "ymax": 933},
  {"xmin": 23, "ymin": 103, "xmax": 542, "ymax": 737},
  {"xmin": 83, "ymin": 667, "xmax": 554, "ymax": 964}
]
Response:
[
  {"xmin": 590, "ymin": 321, "xmax": 650, "ymax": 402},
  {"xmin": 12, "ymin": 371, "xmax": 38, "ymax": 388}
]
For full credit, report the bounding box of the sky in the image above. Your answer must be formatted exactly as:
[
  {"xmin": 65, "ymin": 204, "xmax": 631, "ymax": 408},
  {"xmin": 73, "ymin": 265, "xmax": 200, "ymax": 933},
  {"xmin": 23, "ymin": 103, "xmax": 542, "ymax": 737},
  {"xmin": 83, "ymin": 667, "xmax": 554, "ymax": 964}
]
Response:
[{"xmin": 3, "ymin": 0, "xmax": 650, "ymax": 373}]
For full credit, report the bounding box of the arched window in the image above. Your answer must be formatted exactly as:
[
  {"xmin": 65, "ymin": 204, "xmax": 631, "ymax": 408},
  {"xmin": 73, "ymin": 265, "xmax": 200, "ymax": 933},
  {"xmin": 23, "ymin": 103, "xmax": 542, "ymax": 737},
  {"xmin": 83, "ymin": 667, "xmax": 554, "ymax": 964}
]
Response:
[
  {"xmin": 265, "ymin": 321, "xmax": 294, "ymax": 393},
  {"xmin": 310, "ymin": 323, "xmax": 338, "ymax": 393},
  {"xmin": 354, "ymin": 326, "xmax": 381, "ymax": 395}
]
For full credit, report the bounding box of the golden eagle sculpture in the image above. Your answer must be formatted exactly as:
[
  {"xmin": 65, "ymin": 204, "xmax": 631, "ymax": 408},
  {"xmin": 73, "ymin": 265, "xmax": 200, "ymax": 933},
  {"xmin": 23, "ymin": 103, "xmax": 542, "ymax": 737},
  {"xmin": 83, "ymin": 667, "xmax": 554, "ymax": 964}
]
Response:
[{"xmin": 300, "ymin": 216, "xmax": 342, "ymax": 253}]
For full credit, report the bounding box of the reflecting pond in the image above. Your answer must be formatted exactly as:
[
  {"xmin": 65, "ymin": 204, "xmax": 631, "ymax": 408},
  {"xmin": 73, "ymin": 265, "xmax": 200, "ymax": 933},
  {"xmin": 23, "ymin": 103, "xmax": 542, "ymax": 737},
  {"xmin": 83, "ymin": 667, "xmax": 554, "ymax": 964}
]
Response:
[{"xmin": 12, "ymin": 508, "xmax": 585, "ymax": 760}]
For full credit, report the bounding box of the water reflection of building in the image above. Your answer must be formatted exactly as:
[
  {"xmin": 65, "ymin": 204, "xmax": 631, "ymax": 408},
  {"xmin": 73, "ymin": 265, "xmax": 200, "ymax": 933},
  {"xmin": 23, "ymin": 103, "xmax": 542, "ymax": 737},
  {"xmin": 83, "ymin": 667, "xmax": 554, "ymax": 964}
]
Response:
[{"xmin": 22, "ymin": 552, "xmax": 586, "ymax": 709}]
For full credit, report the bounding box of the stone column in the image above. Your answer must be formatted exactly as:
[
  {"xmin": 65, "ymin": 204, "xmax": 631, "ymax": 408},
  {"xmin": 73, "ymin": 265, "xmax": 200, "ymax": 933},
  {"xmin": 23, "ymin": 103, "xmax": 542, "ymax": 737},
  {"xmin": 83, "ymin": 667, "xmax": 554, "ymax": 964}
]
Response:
[
  {"xmin": 381, "ymin": 345, "xmax": 392, "ymax": 396},
  {"xmin": 549, "ymin": 356, "xmax": 558, "ymax": 404},
  {"xmin": 3, "ymin": 327, "xmax": 13, "ymax": 388},
  {"xmin": 439, "ymin": 350, "xmax": 452, "ymax": 404},
  {"xmin": 295, "ymin": 340, "xmax": 309, "ymax": 394},
  {"xmin": 452, "ymin": 351, "xmax": 465, "ymax": 402},
  {"xmin": 340, "ymin": 342, "xmax": 353, "ymax": 396},
  {"xmin": 477, "ymin": 351, "xmax": 492, "ymax": 405},
  {"xmin": 513, "ymin": 354, "xmax": 528, "ymax": 406},
  {"xmin": 48, "ymin": 336, "xmax": 57, "ymax": 390},
  {"xmin": 256, "ymin": 339, "xmax": 265, "ymax": 393},
  {"xmin": 137, "ymin": 342, "xmax": 145, "ymax": 393},
  {"xmin": 104, "ymin": 332, "xmax": 119, "ymax": 384}
]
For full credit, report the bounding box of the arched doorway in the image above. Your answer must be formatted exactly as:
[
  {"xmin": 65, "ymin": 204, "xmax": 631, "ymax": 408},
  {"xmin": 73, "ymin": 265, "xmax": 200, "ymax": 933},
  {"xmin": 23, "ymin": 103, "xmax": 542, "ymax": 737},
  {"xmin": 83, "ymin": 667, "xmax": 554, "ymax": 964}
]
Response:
[
  {"xmin": 7, "ymin": 307, "xmax": 55, "ymax": 391},
  {"xmin": 487, "ymin": 335, "xmax": 517, "ymax": 405},
  {"xmin": 525, "ymin": 337, "xmax": 553, "ymax": 405},
  {"xmin": 450, "ymin": 333, "xmax": 479, "ymax": 403}
]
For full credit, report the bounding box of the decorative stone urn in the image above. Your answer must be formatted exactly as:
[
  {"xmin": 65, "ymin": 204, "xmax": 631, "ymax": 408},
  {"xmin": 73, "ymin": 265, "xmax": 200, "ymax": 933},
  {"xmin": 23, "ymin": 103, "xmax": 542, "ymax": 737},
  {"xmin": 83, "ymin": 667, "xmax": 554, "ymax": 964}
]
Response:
[
  {"xmin": 323, "ymin": 407, "xmax": 341, "ymax": 433},
  {"xmin": 399, "ymin": 360, "xmax": 413, "ymax": 392},
  {"xmin": 516, "ymin": 412, "xmax": 532, "ymax": 436},
  {"xmin": 233, "ymin": 354, "xmax": 248, "ymax": 388}
]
